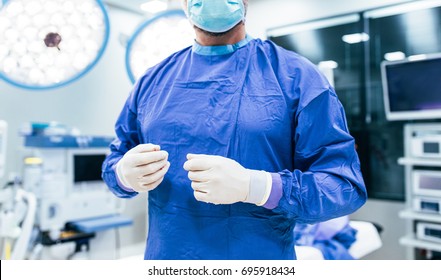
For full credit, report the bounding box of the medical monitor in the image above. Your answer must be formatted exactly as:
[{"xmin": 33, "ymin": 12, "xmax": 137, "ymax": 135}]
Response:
[
  {"xmin": 67, "ymin": 149, "xmax": 108, "ymax": 190},
  {"xmin": 381, "ymin": 53, "xmax": 441, "ymax": 121},
  {"xmin": 37, "ymin": 148, "xmax": 119, "ymax": 231},
  {"xmin": 74, "ymin": 154, "xmax": 106, "ymax": 183}
]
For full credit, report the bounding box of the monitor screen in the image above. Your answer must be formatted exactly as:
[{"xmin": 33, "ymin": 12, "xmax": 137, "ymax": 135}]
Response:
[
  {"xmin": 382, "ymin": 54, "xmax": 441, "ymax": 121},
  {"xmin": 74, "ymin": 154, "xmax": 106, "ymax": 183}
]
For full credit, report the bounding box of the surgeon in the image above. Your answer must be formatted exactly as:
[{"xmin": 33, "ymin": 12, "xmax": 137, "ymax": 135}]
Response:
[{"xmin": 102, "ymin": 0, "xmax": 367, "ymax": 260}]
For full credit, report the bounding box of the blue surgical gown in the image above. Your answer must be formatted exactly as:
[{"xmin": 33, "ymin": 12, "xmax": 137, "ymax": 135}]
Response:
[{"xmin": 102, "ymin": 38, "xmax": 367, "ymax": 260}]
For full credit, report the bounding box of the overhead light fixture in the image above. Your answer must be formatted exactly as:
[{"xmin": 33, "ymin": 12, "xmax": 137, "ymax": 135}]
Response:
[
  {"xmin": 318, "ymin": 60, "xmax": 338, "ymax": 69},
  {"xmin": 342, "ymin": 32, "xmax": 370, "ymax": 44},
  {"xmin": 408, "ymin": 54, "xmax": 428, "ymax": 61},
  {"xmin": 126, "ymin": 10, "xmax": 194, "ymax": 83},
  {"xmin": 0, "ymin": 0, "xmax": 110, "ymax": 90},
  {"xmin": 384, "ymin": 51, "xmax": 406, "ymax": 61},
  {"xmin": 267, "ymin": 14, "xmax": 360, "ymax": 38},
  {"xmin": 140, "ymin": 0, "xmax": 168, "ymax": 14}
]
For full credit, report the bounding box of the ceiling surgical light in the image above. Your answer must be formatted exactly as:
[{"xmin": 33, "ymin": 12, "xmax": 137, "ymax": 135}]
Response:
[
  {"xmin": 0, "ymin": 0, "xmax": 110, "ymax": 90},
  {"xmin": 384, "ymin": 51, "xmax": 406, "ymax": 61},
  {"xmin": 125, "ymin": 9, "xmax": 194, "ymax": 83}
]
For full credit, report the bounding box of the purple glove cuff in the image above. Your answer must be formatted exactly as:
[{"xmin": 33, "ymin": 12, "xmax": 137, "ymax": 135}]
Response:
[{"xmin": 263, "ymin": 173, "xmax": 283, "ymax": 209}]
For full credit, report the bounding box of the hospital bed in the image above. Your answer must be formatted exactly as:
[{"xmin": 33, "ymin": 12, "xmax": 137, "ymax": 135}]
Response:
[{"xmin": 295, "ymin": 220, "xmax": 383, "ymax": 260}]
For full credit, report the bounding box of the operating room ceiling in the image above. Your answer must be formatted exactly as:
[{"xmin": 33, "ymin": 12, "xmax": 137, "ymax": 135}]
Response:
[
  {"xmin": 104, "ymin": 0, "xmax": 184, "ymax": 14},
  {"xmin": 103, "ymin": 0, "xmax": 267, "ymax": 14}
]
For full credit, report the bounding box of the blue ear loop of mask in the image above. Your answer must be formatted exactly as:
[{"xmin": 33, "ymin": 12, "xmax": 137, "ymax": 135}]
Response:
[{"xmin": 187, "ymin": 0, "xmax": 245, "ymax": 33}]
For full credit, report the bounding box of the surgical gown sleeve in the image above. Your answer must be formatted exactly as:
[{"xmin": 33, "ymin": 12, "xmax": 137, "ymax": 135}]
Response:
[
  {"xmin": 101, "ymin": 83, "xmax": 142, "ymax": 199},
  {"xmin": 273, "ymin": 89, "xmax": 367, "ymax": 223}
]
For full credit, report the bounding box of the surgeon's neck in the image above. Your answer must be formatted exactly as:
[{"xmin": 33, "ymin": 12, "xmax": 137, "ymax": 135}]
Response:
[{"xmin": 194, "ymin": 23, "xmax": 246, "ymax": 46}]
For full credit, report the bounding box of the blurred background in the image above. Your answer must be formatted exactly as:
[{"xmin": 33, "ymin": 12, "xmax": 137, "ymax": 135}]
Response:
[{"xmin": 1, "ymin": 0, "xmax": 441, "ymax": 260}]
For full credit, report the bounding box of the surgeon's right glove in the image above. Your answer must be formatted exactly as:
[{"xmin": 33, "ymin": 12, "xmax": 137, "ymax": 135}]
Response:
[
  {"xmin": 115, "ymin": 144, "xmax": 170, "ymax": 192},
  {"xmin": 183, "ymin": 154, "xmax": 272, "ymax": 205}
]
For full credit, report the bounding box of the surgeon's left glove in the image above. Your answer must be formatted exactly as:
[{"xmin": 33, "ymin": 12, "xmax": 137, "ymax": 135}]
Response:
[
  {"xmin": 115, "ymin": 144, "xmax": 170, "ymax": 193},
  {"xmin": 183, "ymin": 154, "xmax": 272, "ymax": 205}
]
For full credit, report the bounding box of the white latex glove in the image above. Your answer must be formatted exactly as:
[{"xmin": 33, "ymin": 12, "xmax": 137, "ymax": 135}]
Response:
[
  {"xmin": 116, "ymin": 144, "xmax": 170, "ymax": 192},
  {"xmin": 183, "ymin": 154, "xmax": 272, "ymax": 205}
]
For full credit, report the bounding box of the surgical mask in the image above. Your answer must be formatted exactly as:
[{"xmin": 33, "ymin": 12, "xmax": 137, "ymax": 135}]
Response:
[{"xmin": 186, "ymin": 0, "xmax": 245, "ymax": 33}]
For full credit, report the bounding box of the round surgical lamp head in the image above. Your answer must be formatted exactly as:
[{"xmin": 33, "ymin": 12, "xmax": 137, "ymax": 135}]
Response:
[
  {"xmin": 0, "ymin": 0, "xmax": 110, "ymax": 90},
  {"xmin": 125, "ymin": 9, "xmax": 194, "ymax": 83}
]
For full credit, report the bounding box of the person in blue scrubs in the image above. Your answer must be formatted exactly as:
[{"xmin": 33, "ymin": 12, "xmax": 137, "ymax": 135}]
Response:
[{"xmin": 102, "ymin": 0, "xmax": 367, "ymax": 260}]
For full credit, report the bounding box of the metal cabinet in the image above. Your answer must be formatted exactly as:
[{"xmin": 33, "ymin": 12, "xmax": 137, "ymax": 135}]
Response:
[{"xmin": 398, "ymin": 123, "xmax": 441, "ymax": 259}]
